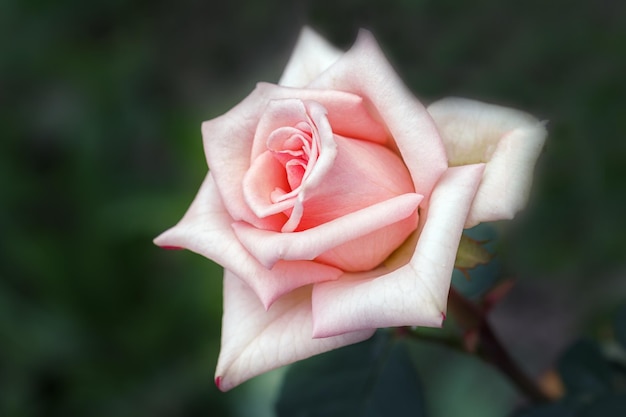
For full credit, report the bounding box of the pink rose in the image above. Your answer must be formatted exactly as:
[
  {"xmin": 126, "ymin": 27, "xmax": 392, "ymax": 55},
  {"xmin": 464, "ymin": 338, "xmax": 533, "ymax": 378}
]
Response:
[{"xmin": 155, "ymin": 27, "xmax": 546, "ymax": 391}]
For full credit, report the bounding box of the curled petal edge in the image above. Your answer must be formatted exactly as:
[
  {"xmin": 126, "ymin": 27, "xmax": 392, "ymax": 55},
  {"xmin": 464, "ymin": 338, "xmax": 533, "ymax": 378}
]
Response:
[{"xmin": 232, "ymin": 192, "xmax": 423, "ymax": 269}]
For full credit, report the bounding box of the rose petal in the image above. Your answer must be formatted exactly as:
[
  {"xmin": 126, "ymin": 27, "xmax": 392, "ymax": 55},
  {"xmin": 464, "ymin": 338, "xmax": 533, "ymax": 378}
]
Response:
[
  {"xmin": 314, "ymin": 212, "xmax": 418, "ymax": 271},
  {"xmin": 250, "ymin": 98, "xmax": 312, "ymax": 165},
  {"xmin": 311, "ymin": 164, "xmax": 485, "ymax": 338},
  {"xmin": 278, "ymin": 27, "xmax": 344, "ymax": 88},
  {"xmin": 153, "ymin": 174, "xmax": 343, "ymax": 308},
  {"xmin": 244, "ymin": 99, "xmax": 330, "ymax": 226},
  {"xmin": 294, "ymin": 135, "xmax": 416, "ymax": 231},
  {"xmin": 281, "ymin": 100, "xmax": 337, "ymax": 232},
  {"xmin": 202, "ymin": 84, "xmax": 286, "ymax": 231},
  {"xmin": 232, "ymin": 192, "xmax": 423, "ymax": 269},
  {"xmin": 427, "ymin": 97, "xmax": 547, "ymax": 227},
  {"xmin": 215, "ymin": 270, "xmax": 375, "ymax": 391},
  {"xmin": 243, "ymin": 150, "xmax": 294, "ymax": 218},
  {"xmin": 307, "ymin": 30, "xmax": 448, "ymax": 201},
  {"xmin": 249, "ymin": 88, "xmax": 390, "ymax": 162}
]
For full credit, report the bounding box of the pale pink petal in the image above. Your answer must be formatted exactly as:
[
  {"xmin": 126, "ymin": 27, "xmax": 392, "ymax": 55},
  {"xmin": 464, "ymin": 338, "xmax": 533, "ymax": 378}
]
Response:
[
  {"xmin": 278, "ymin": 27, "xmax": 344, "ymax": 88},
  {"xmin": 307, "ymin": 30, "xmax": 448, "ymax": 200},
  {"xmin": 281, "ymin": 100, "xmax": 337, "ymax": 232},
  {"xmin": 202, "ymin": 83, "xmax": 285, "ymax": 231},
  {"xmin": 295, "ymin": 135, "xmax": 416, "ymax": 231},
  {"xmin": 249, "ymin": 86, "xmax": 390, "ymax": 159},
  {"xmin": 215, "ymin": 271, "xmax": 375, "ymax": 391},
  {"xmin": 249, "ymin": 98, "xmax": 311, "ymax": 164},
  {"xmin": 242, "ymin": 150, "xmax": 293, "ymax": 218},
  {"xmin": 311, "ymin": 164, "xmax": 485, "ymax": 338},
  {"xmin": 153, "ymin": 174, "xmax": 343, "ymax": 308},
  {"xmin": 244, "ymin": 99, "xmax": 333, "ymax": 228},
  {"xmin": 316, "ymin": 91, "xmax": 389, "ymax": 147},
  {"xmin": 314, "ymin": 212, "xmax": 418, "ymax": 271},
  {"xmin": 205, "ymin": 84, "xmax": 390, "ymax": 231},
  {"xmin": 427, "ymin": 97, "xmax": 547, "ymax": 227},
  {"xmin": 232, "ymin": 193, "xmax": 423, "ymax": 269}
]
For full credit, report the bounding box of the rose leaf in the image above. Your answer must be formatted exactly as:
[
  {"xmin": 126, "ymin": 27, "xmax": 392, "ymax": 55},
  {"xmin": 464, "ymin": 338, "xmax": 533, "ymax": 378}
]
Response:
[{"xmin": 275, "ymin": 330, "xmax": 427, "ymax": 417}]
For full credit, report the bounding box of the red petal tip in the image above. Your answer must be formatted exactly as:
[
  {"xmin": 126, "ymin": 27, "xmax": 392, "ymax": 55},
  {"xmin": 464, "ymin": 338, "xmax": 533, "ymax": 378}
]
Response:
[
  {"xmin": 215, "ymin": 376, "xmax": 222, "ymax": 391},
  {"xmin": 441, "ymin": 311, "xmax": 447, "ymax": 321},
  {"xmin": 160, "ymin": 245, "xmax": 184, "ymax": 251}
]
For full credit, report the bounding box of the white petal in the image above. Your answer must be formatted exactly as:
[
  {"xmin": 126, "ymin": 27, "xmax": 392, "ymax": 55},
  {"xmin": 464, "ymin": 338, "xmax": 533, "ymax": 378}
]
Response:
[
  {"xmin": 427, "ymin": 97, "xmax": 547, "ymax": 227},
  {"xmin": 279, "ymin": 27, "xmax": 344, "ymax": 88},
  {"xmin": 215, "ymin": 271, "xmax": 375, "ymax": 391}
]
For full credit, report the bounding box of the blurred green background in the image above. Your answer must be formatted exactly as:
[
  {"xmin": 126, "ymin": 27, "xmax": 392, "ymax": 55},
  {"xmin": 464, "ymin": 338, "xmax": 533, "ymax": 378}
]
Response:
[{"xmin": 2, "ymin": 0, "xmax": 625, "ymax": 416}]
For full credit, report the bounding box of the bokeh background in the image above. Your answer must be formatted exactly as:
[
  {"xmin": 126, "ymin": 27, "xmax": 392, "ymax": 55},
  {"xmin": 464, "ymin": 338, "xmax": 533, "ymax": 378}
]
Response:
[{"xmin": 2, "ymin": 0, "xmax": 625, "ymax": 416}]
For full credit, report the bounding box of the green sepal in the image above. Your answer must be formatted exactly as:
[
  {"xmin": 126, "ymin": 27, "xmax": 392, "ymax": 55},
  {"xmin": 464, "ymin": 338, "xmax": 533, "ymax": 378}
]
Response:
[{"xmin": 455, "ymin": 234, "xmax": 493, "ymax": 273}]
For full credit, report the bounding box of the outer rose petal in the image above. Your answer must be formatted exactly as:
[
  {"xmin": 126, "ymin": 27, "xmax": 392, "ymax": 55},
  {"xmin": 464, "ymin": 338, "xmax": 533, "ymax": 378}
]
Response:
[
  {"xmin": 427, "ymin": 97, "xmax": 547, "ymax": 227},
  {"xmin": 308, "ymin": 29, "xmax": 448, "ymax": 202},
  {"xmin": 215, "ymin": 270, "xmax": 375, "ymax": 392},
  {"xmin": 153, "ymin": 174, "xmax": 343, "ymax": 308},
  {"xmin": 279, "ymin": 27, "xmax": 343, "ymax": 88},
  {"xmin": 311, "ymin": 164, "xmax": 485, "ymax": 338}
]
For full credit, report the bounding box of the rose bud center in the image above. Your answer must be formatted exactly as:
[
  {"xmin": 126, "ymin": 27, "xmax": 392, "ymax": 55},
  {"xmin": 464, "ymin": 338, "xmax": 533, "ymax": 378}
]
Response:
[{"xmin": 243, "ymin": 98, "xmax": 418, "ymax": 271}]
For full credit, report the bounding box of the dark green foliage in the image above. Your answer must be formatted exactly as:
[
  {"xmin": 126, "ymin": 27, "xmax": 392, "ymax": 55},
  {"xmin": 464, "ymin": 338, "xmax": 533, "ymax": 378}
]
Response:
[
  {"xmin": 519, "ymin": 310, "xmax": 626, "ymax": 417},
  {"xmin": 578, "ymin": 393, "xmax": 626, "ymax": 417},
  {"xmin": 276, "ymin": 331, "xmax": 426, "ymax": 417},
  {"xmin": 558, "ymin": 340, "xmax": 615, "ymax": 398},
  {"xmin": 516, "ymin": 402, "xmax": 576, "ymax": 417}
]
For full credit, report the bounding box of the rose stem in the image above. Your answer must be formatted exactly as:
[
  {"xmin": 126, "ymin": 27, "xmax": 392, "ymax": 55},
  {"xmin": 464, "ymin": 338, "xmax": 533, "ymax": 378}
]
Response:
[{"xmin": 446, "ymin": 287, "xmax": 551, "ymax": 404}]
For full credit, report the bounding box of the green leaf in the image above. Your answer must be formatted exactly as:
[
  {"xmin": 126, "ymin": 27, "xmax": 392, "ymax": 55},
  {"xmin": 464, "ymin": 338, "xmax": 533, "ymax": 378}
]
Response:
[
  {"xmin": 580, "ymin": 393, "xmax": 626, "ymax": 417},
  {"xmin": 454, "ymin": 234, "xmax": 493, "ymax": 271},
  {"xmin": 515, "ymin": 401, "xmax": 576, "ymax": 417},
  {"xmin": 405, "ymin": 338, "xmax": 518, "ymax": 417},
  {"xmin": 275, "ymin": 331, "xmax": 427, "ymax": 417},
  {"xmin": 558, "ymin": 339, "xmax": 613, "ymax": 398},
  {"xmin": 452, "ymin": 224, "xmax": 502, "ymax": 299}
]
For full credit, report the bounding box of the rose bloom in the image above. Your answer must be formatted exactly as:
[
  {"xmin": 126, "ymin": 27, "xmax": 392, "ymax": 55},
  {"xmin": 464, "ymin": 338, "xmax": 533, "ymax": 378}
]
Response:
[{"xmin": 155, "ymin": 28, "xmax": 546, "ymax": 391}]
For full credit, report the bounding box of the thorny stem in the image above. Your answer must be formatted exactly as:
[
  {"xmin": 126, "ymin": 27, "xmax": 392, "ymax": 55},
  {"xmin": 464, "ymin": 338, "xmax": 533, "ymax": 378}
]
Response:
[
  {"xmin": 403, "ymin": 288, "xmax": 551, "ymax": 404},
  {"xmin": 449, "ymin": 288, "xmax": 551, "ymax": 403}
]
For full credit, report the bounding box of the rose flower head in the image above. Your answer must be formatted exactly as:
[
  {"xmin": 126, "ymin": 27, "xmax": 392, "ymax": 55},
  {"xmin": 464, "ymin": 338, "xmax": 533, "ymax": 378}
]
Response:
[{"xmin": 155, "ymin": 27, "xmax": 546, "ymax": 391}]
